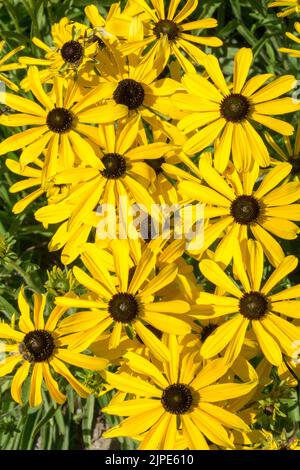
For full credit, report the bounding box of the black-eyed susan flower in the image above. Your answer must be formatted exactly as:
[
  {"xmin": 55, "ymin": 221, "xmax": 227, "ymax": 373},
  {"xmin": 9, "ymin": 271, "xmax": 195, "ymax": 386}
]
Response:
[
  {"xmin": 194, "ymin": 240, "xmax": 300, "ymax": 366},
  {"xmin": 178, "ymin": 155, "xmax": 300, "ymax": 267},
  {"xmin": 0, "ymin": 41, "xmax": 25, "ymax": 92},
  {"xmin": 0, "ymin": 69, "xmax": 128, "ymax": 178},
  {"xmin": 279, "ymin": 22, "xmax": 300, "ymax": 58},
  {"xmin": 0, "ymin": 287, "xmax": 108, "ymax": 407},
  {"xmin": 268, "ymin": 1, "xmax": 300, "ymax": 17},
  {"xmin": 19, "ymin": 17, "xmax": 99, "ymax": 90},
  {"xmin": 173, "ymin": 48, "xmax": 300, "ymax": 172},
  {"xmin": 265, "ymin": 125, "xmax": 300, "ymax": 179},
  {"xmin": 81, "ymin": 42, "xmax": 183, "ymax": 141},
  {"xmin": 101, "ymin": 336, "xmax": 257, "ymax": 450},
  {"xmin": 121, "ymin": 0, "xmax": 222, "ymax": 72},
  {"xmin": 55, "ymin": 242, "xmax": 192, "ymax": 361}
]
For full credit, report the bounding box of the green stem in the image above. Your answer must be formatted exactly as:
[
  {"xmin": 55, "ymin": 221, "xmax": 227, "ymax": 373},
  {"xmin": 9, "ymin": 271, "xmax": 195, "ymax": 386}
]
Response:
[{"xmin": 7, "ymin": 260, "xmax": 40, "ymax": 293}]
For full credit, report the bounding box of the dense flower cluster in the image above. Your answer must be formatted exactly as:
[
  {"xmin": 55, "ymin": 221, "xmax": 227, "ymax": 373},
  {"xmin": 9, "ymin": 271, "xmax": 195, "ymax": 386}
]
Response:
[{"xmin": 0, "ymin": 0, "xmax": 300, "ymax": 450}]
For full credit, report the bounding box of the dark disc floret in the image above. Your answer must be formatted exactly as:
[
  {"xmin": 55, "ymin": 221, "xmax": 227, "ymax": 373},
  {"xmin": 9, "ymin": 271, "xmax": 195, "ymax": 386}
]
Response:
[
  {"xmin": 113, "ymin": 79, "xmax": 145, "ymax": 110},
  {"xmin": 21, "ymin": 330, "xmax": 55, "ymax": 362},
  {"xmin": 147, "ymin": 157, "xmax": 165, "ymax": 174},
  {"xmin": 61, "ymin": 40, "xmax": 83, "ymax": 63},
  {"xmin": 239, "ymin": 291, "xmax": 269, "ymax": 320},
  {"xmin": 153, "ymin": 19, "xmax": 180, "ymax": 40},
  {"xmin": 108, "ymin": 292, "xmax": 139, "ymax": 323},
  {"xmin": 161, "ymin": 383, "xmax": 193, "ymax": 414},
  {"xmin": 101, "ymin": 153, "xmax": 127, "ymax": 179},
  {"xmin": 231, "ymin": 195, "xmax": 260, "ymax": 225},
  {"xmin": 46, "ymin": 107, "xmax": 73, "ymax": 133},
  {"xmin": 220, "ymin": 93, "xmax": 251, "ymax": 122},
  {"xmin": 289, "ymin": 156, "xmax": 300, "ymax": 175}
]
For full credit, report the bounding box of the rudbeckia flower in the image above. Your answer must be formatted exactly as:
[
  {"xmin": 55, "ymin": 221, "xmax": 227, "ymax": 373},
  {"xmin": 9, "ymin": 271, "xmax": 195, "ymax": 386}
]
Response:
[
  {"xmin": 173, "ymin": 48, "xmax": 300, "ymax": 172},
  {"xmin": 0, "ymin": 41, "xmax": 25, "ymax": 92},
  {"xmin": 178, "ymin": 156, "xmax": 300, "ymax": 267},
  {"xmin": 265, "ymin": 124, "xmax": 300, "ymax": 180},
  {"xmin": 0, "ymin": 69, "xmax": 127, "ymax": 178},
  {"xmin": 194, "ymin": 240, "xmax": 300, "ymax": 366},
  {"xmin": 121, "ymin": 0, "xmax": 222, "ymax": 72},
  {"xmin": 279, "ymin": 22, "xmax": 300, "ymax": 58},
  {"xmin": 268, "ymin": 1, "xmax": 300, "ymax": 17},
  {"xmin": 102, "ymin": 336, "xmax": 257, "ymax": 450},
  {"xmin": 0, "ymin": 288, "xmax": 108, "ymax": 407},
  {"xmin": 55, "ymin": 242, "xmax": 192, "ymax": 361},
  {"xmin": 19, "ymin": 17, "xmax": 99, "ymax": 90},
  {"xmin": 83, "ymin": 41, "xmax": 183, "ymax": 141}
]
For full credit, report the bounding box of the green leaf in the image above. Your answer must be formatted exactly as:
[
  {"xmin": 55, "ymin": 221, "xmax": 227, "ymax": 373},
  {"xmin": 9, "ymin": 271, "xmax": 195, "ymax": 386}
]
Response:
[
  {"xmin": 230, "ymin": 0, "xmax": 242, "ymax": 20},
  {"xmin": 82, "ymin": 395, "xmax": 95, "ymax": 449}
]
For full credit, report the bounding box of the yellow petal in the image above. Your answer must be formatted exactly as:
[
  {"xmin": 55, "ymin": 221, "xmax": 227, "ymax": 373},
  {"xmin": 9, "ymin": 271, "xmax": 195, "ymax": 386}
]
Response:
[
  {"xmin": 182, "ymin": 415, "xmax": 209, "ymax": 450},
  {"xmin": 204, "ymin": 54, "xmax": 230, "ymax": 96},
  {"xmin": 103, "ymin": 369, "xmax": 161, "ymax": 397},
  {"xmin": 56, "ymin": 349, "xmax": 108, "ymax": 370},
  {"xmin": 200, "ymin": 260, "xmax": 242, "ymax": 297},
  {"xmin": 139, "ymin": 264, "xmax": 178, "ymax": 297},
  {"xmin": 200, "ymin": 315, "xmax": 244, "ymax": 359},
  {"xmin": 254, "ymin": 162, "xmax": 292, "ymax": 199},
  {"xmin": 134, "ymin": 320, "xmax": 170, "ymax": 361},
  {"xmin": 191, "ymin": 357, "xmax": 228, "ymax": 390},
  {"xmin": 50, "ymin": 358, "xmax": 90, "ymax": 398},
  {"xmin": 262, "ymin": 255, "xmax": 298, "ymax": 294},
  {"xmin": 42, "ymin": 363, "xmax": 66, "ymax": 404},
  {"xmin": 11, "ymin": 361, "xmax": 31, "ymax": 404},
  {"xmin": 233, "ymin": 48, "xmax": 253, "ymax": 94},
  {"xmin": 123, "ymin": 351, "xmax": 169, "ymax": 388},
  {"xmin": 29, "ymin": 363, "xmax": 43, "ymax": 407}
]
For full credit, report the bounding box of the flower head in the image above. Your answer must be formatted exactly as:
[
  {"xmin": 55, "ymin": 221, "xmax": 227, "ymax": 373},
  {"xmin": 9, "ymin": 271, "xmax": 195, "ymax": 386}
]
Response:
[
  {"xmin": 0, "ymin": 288, "xmax": 108, "ymax": 407},
  {"xmin": 194, "ymin": 240, "xmax": 300, "ymax": 366},
  {"xmin": 173, "ymin": 48, "xmax": 300, "ymax": 172},
  {"xmin": 55, "ymin": 242, "xmax": 192, "ymax": 361},
  {"xmin": 102, "ymin": 335, "xmax": 257, "ymax": 450}
]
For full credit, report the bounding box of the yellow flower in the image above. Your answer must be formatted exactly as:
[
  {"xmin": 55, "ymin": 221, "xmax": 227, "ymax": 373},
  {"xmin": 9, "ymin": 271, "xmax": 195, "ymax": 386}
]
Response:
[
  {"xmin": 0, "ymin": 287, "xmax": 108, "ymax": 407},
  {"xmin": 19, "ymin": 17, "xmax": 99, "ymax": 90},
  {"xmin": 5, "ymin": 157, "xmax": 70, "ymax": 214},
  {"xmin": 173, "ymin": 48, "xmax": 300, "ymax": 172},
  {"xmin": 0, "ymin": 41, "xmax": 25, "ymax": 92},
  {"xmin": 0, "ymin": 69, "xmax": 128, "ymax": 178},
  {"xmin": 121, "ymin": 0, "xmax": 222, "ymax": 72},
  {"xmin": 178, "ymin": 156, "xmax": 300, "ymax": 267},
  {"xmin": 102, "ymin": 336, "xmax": 257, "ymax": 450},
  {"xmin": 79, "ymin": 41, "xmax": 183, "ymax": 141},
  {"xmin": 268, "ymin": 1, "xmax": 300, "ymax": 17},
  {"xmin": 194, "ymin": 240, "xmax": 300, "ymax": 366},
  {"xmin": 0, "ymin": 41, "xmax": 26, "ymax": 91},
  {"xmin": 55, "ymin": 242, "xmax": 191, "ymax": 361},
  {"xmin": 279, "ymin": 22, "xmax": 300, "ymax": 58}
]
